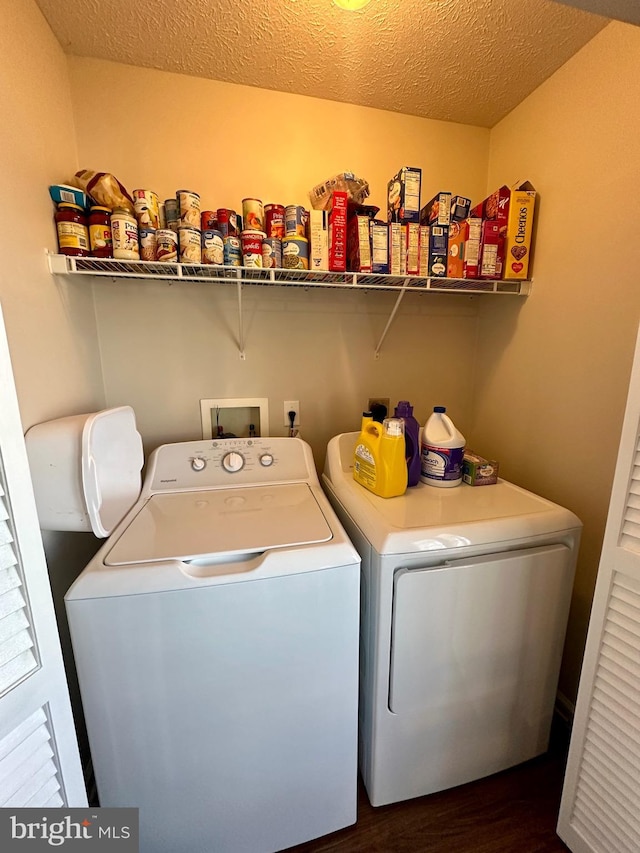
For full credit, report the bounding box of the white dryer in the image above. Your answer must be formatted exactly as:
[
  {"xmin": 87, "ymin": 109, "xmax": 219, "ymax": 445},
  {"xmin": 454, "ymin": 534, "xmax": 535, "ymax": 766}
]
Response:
[
  {"xmin": 65, "ymin": 436, "xmax": 360, "ymax": 853},
  {"xmin": 322, "ymin": 432, "xmax": 582, "ymax": 808}
]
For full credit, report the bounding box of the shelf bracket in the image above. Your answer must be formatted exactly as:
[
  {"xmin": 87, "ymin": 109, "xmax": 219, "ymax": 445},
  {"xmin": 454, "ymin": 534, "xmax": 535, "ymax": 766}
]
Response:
[
  {"xmin": 236, "ymin": 273, "xmax": 245, "ymax": 360},
  {"xmin": 374, "ymin": 281, "xmax": 410, "ymax": 359}
]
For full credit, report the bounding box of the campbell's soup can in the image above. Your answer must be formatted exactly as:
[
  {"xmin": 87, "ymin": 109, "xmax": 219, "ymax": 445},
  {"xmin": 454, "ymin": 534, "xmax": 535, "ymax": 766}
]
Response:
[
  {"xmin": 156, "ymin": 229, "xmax": 178, "ymax": 262},
  {"xmin": 164, "ymin": 198, "xmax": 179, "ymax": 227},
  {"xmin": 178, "ymin": 226, "xmax": 202, "ymax": 263},
  {"xmin": 223, "ymin": 235, "xmax": 242, "ymax": 266},
  {"xmin": 177, "ymin": 190, "xmax": 201, "ymax": 229},
  {"xmin": 133, "ymin": 189, "xmax": 160, "ymax": 229},
  {"xmin": 202, "ymin": 229, "xmax": 224, "ymax": 265},
  {"xmin": 264, "ymin": 204, "xmax": 285, "ymax": 239},
  {"xmin": 201, "ymin": 210, "xmax": 217, "ymax": 231},
  {"xmin": 282, "ymin": 236, "xmax": 309, "ymax": 270},
  {"xmin": 242, "ymin": 198, "xmax": 264, "ymax": 232},
  {"xmin": 285, "ymin": 205, "xmax": 308, "ymax": 238},
  {"xmin": 262, "ymin": 237, "xmax": 282, "ymax": 269},
  {"xmin": 240, "ymin": 230, "xmax": 265, "ymax": 267},
  {"xmin": 216, "ymin": 208, "xmax": 239, "ymax": 237},
  {"xmin": 139, "ymin": 227, "xmax": 157, "ymax": 261}
]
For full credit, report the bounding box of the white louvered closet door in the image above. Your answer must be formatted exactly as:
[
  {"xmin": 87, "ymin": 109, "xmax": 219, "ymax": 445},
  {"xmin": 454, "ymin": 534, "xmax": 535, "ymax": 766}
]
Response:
[
  {"xmin": 0, "ymin": 304, "xmax": 86, "ymax": 807},
  {"xmin": 557, "ymin": 325, "xmax": 640, "ymax": 853}
]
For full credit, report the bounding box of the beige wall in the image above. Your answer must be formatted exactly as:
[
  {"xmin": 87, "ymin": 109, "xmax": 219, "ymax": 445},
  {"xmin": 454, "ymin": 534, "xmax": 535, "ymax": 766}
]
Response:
[
  {"xmin": 67, "ymin": 58, "xmax": 491, "ymax": 464},
  {"xmin": 475, "ymin": 20, "xmax": 640, "ymax": 703}
]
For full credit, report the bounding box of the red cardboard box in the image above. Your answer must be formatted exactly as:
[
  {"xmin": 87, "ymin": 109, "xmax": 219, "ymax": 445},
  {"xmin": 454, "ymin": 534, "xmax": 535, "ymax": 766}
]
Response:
[
  {"xmin": 328, "ymin": 191, "xmax": 348, "ymax": 272},
  {"xmin": 347, "ymin": 215, "xmax": 372, "ymax": 273},
  {"xmin": 463, "ymin": 218, "xmax": 482, "ymax": 279},
  {"xmin": 471, "ymin": 185, "xmax": 510, "ymax": 229},
  {"xmin": 479, "ymin": 220, "xmax": 501, "ymax": 279}
]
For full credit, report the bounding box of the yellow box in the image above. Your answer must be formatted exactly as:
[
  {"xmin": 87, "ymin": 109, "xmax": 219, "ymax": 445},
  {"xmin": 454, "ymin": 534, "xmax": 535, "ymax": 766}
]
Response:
[{"xmin": 503, "ymin": 181, "xmax": 536, "ymax": 280}]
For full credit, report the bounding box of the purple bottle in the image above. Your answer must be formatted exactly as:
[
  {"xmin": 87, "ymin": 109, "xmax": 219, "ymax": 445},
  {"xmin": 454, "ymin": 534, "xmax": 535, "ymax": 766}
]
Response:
[{"xmin": 394, "ymin": 401, "xmax": 421, "ymax": 487}]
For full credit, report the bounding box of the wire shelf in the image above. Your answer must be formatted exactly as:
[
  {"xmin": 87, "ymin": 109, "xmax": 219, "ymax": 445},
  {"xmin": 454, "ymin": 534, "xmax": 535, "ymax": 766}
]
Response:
[{"xmin": 47, "ymin": 254, "xmax": 531, "ymax": 296}]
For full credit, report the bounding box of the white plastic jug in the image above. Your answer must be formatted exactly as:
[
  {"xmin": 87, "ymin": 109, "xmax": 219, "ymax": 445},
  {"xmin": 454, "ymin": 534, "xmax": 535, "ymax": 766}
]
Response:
[{"xmin": 420, "ymin": 406, "xmax": 465, "ymax": 488}]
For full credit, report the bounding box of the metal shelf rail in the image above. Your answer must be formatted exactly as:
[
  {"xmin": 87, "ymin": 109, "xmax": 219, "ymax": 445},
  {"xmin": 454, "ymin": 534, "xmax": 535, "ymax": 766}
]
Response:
[{"xmin": 47, "ymin": 253, "xmax": 531, "ymax": 357}]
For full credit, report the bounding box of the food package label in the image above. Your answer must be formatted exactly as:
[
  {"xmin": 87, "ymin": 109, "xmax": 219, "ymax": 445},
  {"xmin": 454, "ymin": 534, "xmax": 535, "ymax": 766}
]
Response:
[
  {"xmin": 428, "ymin": 225, "xmax": 448, "ymax": 277},
  {"xmin": 405, "ymin": 223, "xmax": 420, "ymax": 275},
  {"xmin": 309, "ymin": 209, "xmax": 328, "ymax": 271},
  {"xmin": 347, "ymin": 215, "xmax": 372, "ymax": 273},
  {"xmin": 447, "ymin": 221, "xmax": 465, "ymax": 279},
  {"xmin": 371, "ymin": 221, "xmax": 389, "ymax": 274},
  {"xmin": 479, "ymin": 220, "xmax": 502, "ymax": 279},
  {"xmin": 420, "ymin": 192, "xmax": 451, "ymax": 226},
  {"xmin": 328, "ymin": 191, "xmax": 348, "ymax": 272},
  {"xmin": 418, "ymin": 225, "xmax": 430, "ymax": 276},
  {"xmin": 503, "ymin": 183, "xmax": 536, "ymax": 279},
  {"xmin": 462, "ymin": 218, "xmax": 482, "ymax": 279},
  {"xmin": 389, "ymin": 223, "xmax": 403, "ymax": 276},
  {"xmin": 388, "ymin": 167, "xmax": 422, "ymax": 224}
]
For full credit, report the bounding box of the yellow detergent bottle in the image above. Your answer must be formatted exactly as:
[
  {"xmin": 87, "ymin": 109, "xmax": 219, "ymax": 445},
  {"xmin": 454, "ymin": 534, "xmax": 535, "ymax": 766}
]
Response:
[{"xmin": 353, "ymin": 416, "xmax": 408, "ymax": 498}]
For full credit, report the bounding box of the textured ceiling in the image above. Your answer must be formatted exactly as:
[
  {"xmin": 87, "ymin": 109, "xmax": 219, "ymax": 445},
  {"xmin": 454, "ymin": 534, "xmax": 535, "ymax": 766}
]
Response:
[{"xmin": 36, "ymin": 0, "xmax": 608, "ymax": 128}]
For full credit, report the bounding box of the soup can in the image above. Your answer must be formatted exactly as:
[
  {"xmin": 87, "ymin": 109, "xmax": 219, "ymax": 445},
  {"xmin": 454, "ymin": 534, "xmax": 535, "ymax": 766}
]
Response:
[
  {"xmin": 242, "ymin": 198, "xmax": 264, "ymax": 232},
  {"xmin": 264, "ymin": 204, "xmax": 285, "ymax": 239},
  {"xmin": 156, "ymin": 229, "xmax": 178, "ymax": 262},
  {"xmin": 133, "ymin": 189, "xmax": 160, "ymax": 229},
  {"xmin": 178, "ymin": 226, "xmax": 202, "ymax": 263},
  {"xmin": 262, "ymin": 237, "xmax": 282, "ymax": 269},
  {"xmin": 177, "ymin": 190, "xmax": 201, "ymax": 229},
  {"xmin": 201, "ymin": 210, "xmax": 217, "ymax": 231},
  {"xmin": 216, "ymin": 208, "xmax": 239, "ymax": 237},
  {"xmin": 158, "ymin": 203, "xmax": 167, "ymax": 230},
  {"xmin": 282, "ymin": 236, "xmax": 309, "ymax": 270},
  {"xmin": 223, "ymin": 236, "xmax": 242, "ymax": 266},
  {"xmin": 240, "ymin": 230, "xmax": 266, "ymax": 267},
  {"xmin": 285, "ymin": 205, "xmax": 308, "ymax": 238},
  {"xmin": 164, "ymin": 198, "xmax": 179, "ymax": 226},
  {"xmin": 202, "ymin": 229, "xmax": 224, "ymax": 265},
  {"xmin": 139, "ymin": 227, "xmax": 157, "ymax": 261}
]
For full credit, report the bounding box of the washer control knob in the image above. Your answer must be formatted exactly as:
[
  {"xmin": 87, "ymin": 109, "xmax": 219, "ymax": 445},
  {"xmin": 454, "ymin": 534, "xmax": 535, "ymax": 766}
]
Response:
[
  {"xmin": 191, "ymin": 457, "xmax": 206, "ymax": 472},
  {"xmin": 259, "ymin": 454, "xmax": 274, "ymax": 467},
  {"xmin": 222, "ymin": 451, "xmax": 245, "ymax": 473}
]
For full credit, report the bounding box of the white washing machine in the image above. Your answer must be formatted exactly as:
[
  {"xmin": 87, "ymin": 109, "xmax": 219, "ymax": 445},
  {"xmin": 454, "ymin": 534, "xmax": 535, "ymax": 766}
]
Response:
[
  {"xmin": 65, "ymin": 436, "xmax": 360, "ymax": 853},
  {"xmin": 322, "ymin": 432, "xmax": 582, "ymax": 808}
]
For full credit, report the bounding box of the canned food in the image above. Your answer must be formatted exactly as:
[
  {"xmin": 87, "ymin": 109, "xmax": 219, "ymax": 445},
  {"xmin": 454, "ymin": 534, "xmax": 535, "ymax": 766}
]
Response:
[
  {"xmin": 242, "ymin": 198, "xmax": 264, "ymax": 232},
  {"xmin": 201, "ymin": 210, "xmax": 217, "ymax": 231},
  {"xmin": 178, "ymin": 226, "xmax": 202, "ymax": 263},
  {"xmin": 156, "ymin": 229, "xmax": 178, "ymax": 263},
  {"xmin": 285, "ymin": 205, "xmax": 308, "ymax": 238},
  {"xmin": 164, "ymin": 198, "xmax": 179, "ymax": 222},
  {"xmin": 223, "ymin": 235, "xmax": 242, "ymax": 266},
  {"xmin": 158, "ymin": 203, "xmax": 167, "ymax": 230},
  {"xmin": 177, "ymin": 190, "xmax": 201, "ymax": 229},
  {"xmin": 240, "ymin": 230, "xmax": 266, "ymax": 267},
  {"xmin": 282, "ymin": 236, "xmax": 309, "ymax": 270},
  {"xmin": 111, "ymin": 208, "xmax": 140, "ymax": 260},
  {"xmin": 216, "ymin": 208, "xmax": 239, "ymax": 237},
  {"xmin": 264, "ymin": 204, "xmax": 285, "ymax": 239},
  {"xmin": 133, "ymin": 189, "xmax": 160, "ymax": 229},
  {"xmin": 262, "ymin": 237, "xmax": 282, "ymax": 269},
  {"xmin": 202, "ymin": 229, "xmax": 224, "ymax": 265},
  {"xmin": 139, "ymin": 227, "xmax": 157, "ymax": 261}
]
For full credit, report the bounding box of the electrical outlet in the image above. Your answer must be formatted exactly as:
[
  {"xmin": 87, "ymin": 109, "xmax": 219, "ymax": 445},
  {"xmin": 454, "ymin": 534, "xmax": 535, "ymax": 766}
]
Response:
[
  {"xmin": 283, "ymin": 400, "xmax": 300, "ymax": 427},
  {"xmin": 367, "ymin": 397, "xmax": 390, "ymax": 415}
]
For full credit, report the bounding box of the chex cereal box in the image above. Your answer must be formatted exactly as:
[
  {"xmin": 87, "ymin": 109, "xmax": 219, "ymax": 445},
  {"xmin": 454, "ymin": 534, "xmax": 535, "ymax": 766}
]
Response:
[
  {"xmin": 503, "ymin": 181, "xmax": 536, "ymax": 279},
  {"xmin": 450, "ymin": 195, "xmax": 471, "ymax": 221},
  {"xmin": 387, "ymin": 167, "xmax": 422, "ymax": 224}
]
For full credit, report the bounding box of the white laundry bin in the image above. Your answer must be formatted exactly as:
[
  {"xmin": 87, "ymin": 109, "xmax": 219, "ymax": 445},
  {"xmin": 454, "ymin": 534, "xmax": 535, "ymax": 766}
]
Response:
[{"xmin": 25, "ymin": 406, "xmax": 144, "ymax": 537}]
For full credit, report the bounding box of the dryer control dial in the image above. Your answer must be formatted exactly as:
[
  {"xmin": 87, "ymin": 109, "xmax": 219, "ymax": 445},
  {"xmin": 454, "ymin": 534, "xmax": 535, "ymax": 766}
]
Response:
[
  {"xmin": 259, "ymin": 454, "xmax": 274, "ymax": 467},
  {"xmin": 191, "ymin": 457, "xmax": 207, "ymax": 472},
  {"xmin": 222, "ymin": 451, "xmax": 245, "ymax": 473}
]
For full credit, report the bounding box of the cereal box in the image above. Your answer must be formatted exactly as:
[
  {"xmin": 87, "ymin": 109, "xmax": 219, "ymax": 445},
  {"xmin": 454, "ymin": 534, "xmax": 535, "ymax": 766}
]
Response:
[
  {"xmin": 470, "ymin": 185, "xmax": 510, "ymax": 228},
  {"xmin": 450, "ymin": 195, "xmax": 471, "ymax": 222},
  {"xmin": 462, "ymin": 218, "xmax": 482, "ymax": 279},
  {"xmin": 420, "ymin": 192, "xmax": 451, "ymax": 227},
  {"xmin": 503, "ymin": 181, "xmax": 536, "ymax": 280},
  {"xmin": 389, "ymin": 223, "xmax": 405, "ymax": 276},
  {"xmin": 419, "ymin": 225, "xmax": 430, "ymax": 276},
  {"xmin": 370, "ymin": 220, "xmax": 389, "ymax": 274},
  {"xmin": 463, "ymin": 451, "xmax": 499, "ymax": 486},
  {"xmin": 479, "ymin": 220, "xmax": 501, "ymax": 279},
  {"xmin": 328, "ymin": 191, "xmax": 348, "ymax": 272},
  {"xmin": 309, "ymin": 208, "xmax": 328, "ymax": 271},
  {"xmin": 447, "ymin": 221, "xmax": 464, "ymax": 279},
  {"xmin": 388, "ymin": 167, "xmax": 422, "ymax": 224},
  {"xmin": 347, "ymin": 214, "xmax": 372, "ymax": 273},
  {"xmin": 406, "ymin": 223, "xmax": 420, "ymax": 276},
  {"xmin": 429, "ymin": 225, "xmax": 448, "ymax": 277}
]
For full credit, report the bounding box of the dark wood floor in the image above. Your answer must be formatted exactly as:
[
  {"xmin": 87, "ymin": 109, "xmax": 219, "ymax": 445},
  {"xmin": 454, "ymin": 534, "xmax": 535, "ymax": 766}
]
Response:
[{"xmin": 289, "ymin": 726, "xmax": 571, "ymax": 853}]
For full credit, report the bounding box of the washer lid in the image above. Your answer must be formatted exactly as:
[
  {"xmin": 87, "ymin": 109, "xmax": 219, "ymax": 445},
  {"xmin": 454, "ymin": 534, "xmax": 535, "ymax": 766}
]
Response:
[{"xmin": 104, "ymin": 483, "xmax": 333, "ymax": 565}]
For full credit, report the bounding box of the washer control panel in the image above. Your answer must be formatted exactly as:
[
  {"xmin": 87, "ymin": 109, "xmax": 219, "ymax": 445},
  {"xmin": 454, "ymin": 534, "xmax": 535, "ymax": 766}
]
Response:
[{"xmin": 148, "ymin": 437, "xmax": 314, "ymax": 492}]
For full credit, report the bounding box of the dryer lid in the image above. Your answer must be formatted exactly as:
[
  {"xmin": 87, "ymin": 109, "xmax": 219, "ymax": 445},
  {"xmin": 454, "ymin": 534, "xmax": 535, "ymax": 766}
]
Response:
[{"xmin": 104, "ymin": 483, "xmax": 333, "ymax": 565}]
